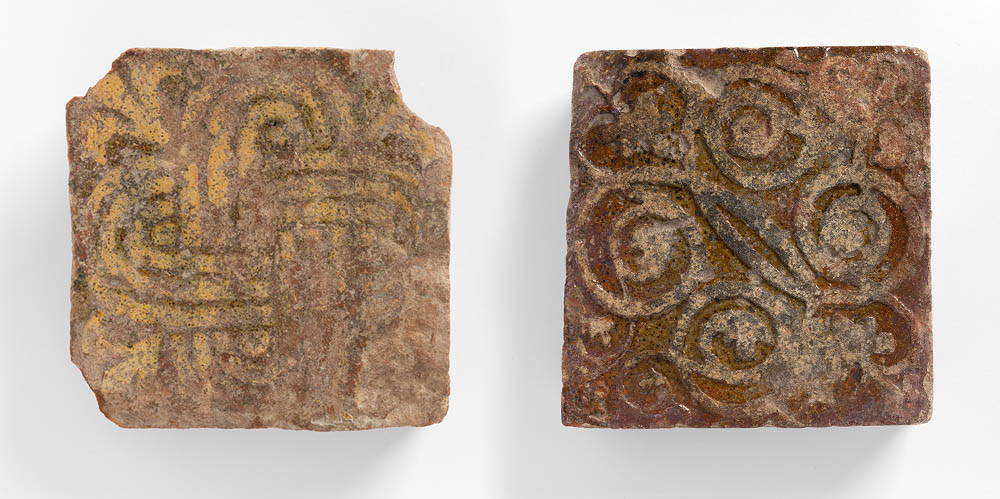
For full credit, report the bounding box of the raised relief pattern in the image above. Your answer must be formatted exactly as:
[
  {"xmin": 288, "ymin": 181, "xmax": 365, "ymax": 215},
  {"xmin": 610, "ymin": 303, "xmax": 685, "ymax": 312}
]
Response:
[{"xmin": 564, "ymin": 47, "xmax": 930, "ymax": 427}]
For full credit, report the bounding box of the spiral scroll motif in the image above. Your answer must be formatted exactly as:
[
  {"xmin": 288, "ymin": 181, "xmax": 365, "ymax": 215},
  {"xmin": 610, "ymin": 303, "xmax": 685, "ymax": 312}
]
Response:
[
  {"xmin": 794, "ymin": 167, "xmax": 925, "ymax": 305},
  {"xmin": 669, "ymin": 281, "xmax": 797, "ymax": 413},
  {"xmin": 574, "ymin": 182, "xmax": 711, "ymax": 318},
  {"xmin": 702, "ymin": 75, "xmax": 827, "ymax": 191},
  {"xmin": 565, "ymin": 49, "xmax": 931, "ymax": 427}
]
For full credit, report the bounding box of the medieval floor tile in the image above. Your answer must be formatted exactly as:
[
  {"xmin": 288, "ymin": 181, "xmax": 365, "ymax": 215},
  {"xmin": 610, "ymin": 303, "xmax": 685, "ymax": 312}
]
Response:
[
  {"xmin": 563, "ymin": 47, "xmax": 930, "ymax": 428},
  {"xmin": 67, "ymin": 48, "xmax": 450, "ymax": 430}
]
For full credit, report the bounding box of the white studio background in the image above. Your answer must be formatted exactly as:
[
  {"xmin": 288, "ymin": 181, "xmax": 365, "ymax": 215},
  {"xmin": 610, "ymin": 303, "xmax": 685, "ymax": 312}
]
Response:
[{"xmin": 0, "ymin": 1, "xmax": 996, "ymax": 497}]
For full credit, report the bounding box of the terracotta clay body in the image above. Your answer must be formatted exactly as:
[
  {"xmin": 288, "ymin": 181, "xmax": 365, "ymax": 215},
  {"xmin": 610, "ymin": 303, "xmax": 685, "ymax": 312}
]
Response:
[
  {"xmin": 563, "ymin": 47, "xmax": 931, "ymax": 428},
  {"xmin": 67, "ymin": 48, "xmax": 451, "ymax": 430}
]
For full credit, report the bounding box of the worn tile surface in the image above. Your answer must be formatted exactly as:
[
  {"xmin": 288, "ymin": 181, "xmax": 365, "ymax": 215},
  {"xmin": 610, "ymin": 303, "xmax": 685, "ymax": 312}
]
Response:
[
  {"xmin": 563, "ymin": 47, "xmax": 930, "ymax": 427},
  {"xmin": 67, "ymin": 48, "xmax": 451, "ymax": 430}
]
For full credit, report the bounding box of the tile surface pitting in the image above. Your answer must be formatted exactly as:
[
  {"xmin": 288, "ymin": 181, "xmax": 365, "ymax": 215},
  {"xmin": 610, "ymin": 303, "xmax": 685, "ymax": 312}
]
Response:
[
  {"xmin": 68, "ymin": 48, "xmax": 451, "ymax": 430},
  {"xmin": 563, "ymin": 47, "xmax": 930, "ymax": 428}
]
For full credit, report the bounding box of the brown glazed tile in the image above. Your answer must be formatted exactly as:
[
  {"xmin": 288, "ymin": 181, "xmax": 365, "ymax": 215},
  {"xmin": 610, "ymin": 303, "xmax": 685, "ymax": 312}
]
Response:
[
  {"xmin": 67, "ymin": 48, "xmax": 451, "ymax": 430},
  {"xmin": 563, "ymin": 47, "xmax": 931, "ymax": 428}
]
